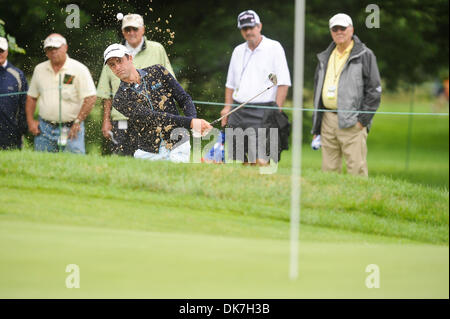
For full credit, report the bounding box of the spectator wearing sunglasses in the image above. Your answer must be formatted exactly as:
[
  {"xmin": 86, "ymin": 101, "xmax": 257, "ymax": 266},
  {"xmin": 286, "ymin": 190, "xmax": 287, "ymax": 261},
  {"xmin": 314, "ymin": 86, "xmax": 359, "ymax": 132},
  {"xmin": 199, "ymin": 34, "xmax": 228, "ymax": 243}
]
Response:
[
  {"xmin": 311, "ymin": 13, "xmax": 382, "ymax": 176},
  {"xmin": 97, "ymin": 13, "xmax": 175, "ymax": 157}
]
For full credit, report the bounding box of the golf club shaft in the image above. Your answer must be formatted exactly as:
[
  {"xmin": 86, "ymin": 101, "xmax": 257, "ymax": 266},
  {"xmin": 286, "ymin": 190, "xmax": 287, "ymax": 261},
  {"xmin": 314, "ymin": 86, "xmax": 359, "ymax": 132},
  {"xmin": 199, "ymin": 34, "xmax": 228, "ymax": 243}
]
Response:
[{"xmin": 211, "ymin": 85, "xmax": 275, "ymax": 126}]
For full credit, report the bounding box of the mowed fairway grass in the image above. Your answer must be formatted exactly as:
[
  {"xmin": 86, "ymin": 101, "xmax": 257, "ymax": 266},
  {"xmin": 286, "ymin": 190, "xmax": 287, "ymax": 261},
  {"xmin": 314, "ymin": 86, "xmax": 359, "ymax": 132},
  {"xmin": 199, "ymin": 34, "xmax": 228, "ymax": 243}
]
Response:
[{"xmin": 0, "ymin": 99, "xmax": 448, "ymax": 298}]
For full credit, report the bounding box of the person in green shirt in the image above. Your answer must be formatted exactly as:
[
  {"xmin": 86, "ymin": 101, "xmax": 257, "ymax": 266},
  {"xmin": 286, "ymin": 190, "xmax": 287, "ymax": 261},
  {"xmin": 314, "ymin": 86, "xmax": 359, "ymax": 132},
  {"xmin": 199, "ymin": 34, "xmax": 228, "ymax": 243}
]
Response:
[{"xmin": 97, "ymin": 13, "xmax": 175, "ymax": 156}]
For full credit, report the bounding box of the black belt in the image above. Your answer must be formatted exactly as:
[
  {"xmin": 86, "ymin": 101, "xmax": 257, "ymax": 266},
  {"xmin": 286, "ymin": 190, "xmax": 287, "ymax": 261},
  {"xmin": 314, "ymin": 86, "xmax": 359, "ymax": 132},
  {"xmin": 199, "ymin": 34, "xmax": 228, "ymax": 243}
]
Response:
[
  {"xmin": 41, "ymin": 118, "xmax": 74, "ymax": 127},
  {"xmin": 324, "ymin": 107, "xmax": 338, "ymax": 113},
  {"xmin": 233, "ymin": 100, "xmax": 277, "ymax": 107}
]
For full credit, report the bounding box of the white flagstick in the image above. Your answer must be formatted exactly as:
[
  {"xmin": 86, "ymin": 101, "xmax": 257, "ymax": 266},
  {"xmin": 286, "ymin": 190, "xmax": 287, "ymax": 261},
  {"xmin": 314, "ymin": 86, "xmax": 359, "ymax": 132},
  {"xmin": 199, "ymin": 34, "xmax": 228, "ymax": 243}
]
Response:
[{"xmin": 290, "ymin": 0, "xmax": 305, "ymax": 280}]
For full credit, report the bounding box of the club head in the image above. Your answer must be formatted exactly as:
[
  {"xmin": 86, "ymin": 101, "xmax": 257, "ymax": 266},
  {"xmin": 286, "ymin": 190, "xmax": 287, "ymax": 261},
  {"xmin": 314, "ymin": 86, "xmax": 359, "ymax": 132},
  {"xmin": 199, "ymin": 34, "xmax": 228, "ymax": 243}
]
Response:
[{"xmin": 268, "ymin": 73, "xmax": 277, "ymax": 86}]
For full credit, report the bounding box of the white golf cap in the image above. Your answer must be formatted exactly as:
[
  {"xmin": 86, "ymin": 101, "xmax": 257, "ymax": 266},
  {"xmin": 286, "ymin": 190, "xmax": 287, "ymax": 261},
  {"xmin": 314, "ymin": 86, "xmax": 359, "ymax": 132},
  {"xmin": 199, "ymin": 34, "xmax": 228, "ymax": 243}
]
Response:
[
  {"xmin": 0, "ymin": 37, "xmax": 8, "ymax": 51},
  {"xmin": 329, "ymin": 13, "xmax": 353, "ymax": 28},
  {"xmin": 43, "ymin": 34, "xmax": 67, "ymax": 49},
  {"xmin": 237, "ymin": 10, "xmax": 261, "ymax": 29},
  {"xmin": 122, "ymin": 14, "xmax": 144, "ymax": 29},
  {"xmin": 104, "ymin": 43, "xmax": 129, "ymax": 64}
]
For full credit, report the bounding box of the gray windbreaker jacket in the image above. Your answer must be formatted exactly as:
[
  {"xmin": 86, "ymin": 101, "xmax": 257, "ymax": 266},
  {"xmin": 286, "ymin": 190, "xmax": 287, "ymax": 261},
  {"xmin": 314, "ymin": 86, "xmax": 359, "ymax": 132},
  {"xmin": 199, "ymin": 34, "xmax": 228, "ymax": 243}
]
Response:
[{"xmin": 312, "ymin": 35, "xmax": 382, "ymax": 135}]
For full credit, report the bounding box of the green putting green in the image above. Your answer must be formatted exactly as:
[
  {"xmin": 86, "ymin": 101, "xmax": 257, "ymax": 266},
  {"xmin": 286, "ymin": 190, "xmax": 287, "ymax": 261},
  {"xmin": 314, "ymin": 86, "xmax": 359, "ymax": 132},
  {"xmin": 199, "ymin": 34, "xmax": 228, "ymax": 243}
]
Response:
[
  {"xmin": 0, "ymin": 221, "xmax": 447, "ymax": 298},
  {"xmin": 0, "ymin": 146, "xmax": 448, "ymax": 298}
]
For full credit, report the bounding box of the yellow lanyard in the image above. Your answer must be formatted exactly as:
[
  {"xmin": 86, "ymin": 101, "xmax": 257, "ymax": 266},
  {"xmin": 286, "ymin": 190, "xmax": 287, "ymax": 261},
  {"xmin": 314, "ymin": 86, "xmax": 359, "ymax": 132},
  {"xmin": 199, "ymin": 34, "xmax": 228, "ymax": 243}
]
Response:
[{"xmin": 333, "ymin": 50, "xmax": 347, "ymax": 84}]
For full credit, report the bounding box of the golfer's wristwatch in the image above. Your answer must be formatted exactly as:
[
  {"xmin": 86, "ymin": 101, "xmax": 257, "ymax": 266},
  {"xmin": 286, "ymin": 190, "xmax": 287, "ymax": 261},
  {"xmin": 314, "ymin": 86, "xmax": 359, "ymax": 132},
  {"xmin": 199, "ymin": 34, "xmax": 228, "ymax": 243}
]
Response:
[{"xmin": 74, "ymin": 118, "xmax": 81, "ymax": 125}]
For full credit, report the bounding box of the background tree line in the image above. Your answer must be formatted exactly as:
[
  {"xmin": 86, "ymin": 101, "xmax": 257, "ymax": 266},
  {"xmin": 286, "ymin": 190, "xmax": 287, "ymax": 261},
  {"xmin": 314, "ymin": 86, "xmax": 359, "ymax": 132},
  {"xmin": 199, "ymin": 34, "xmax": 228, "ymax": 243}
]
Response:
[{"xmin": 1, "ymin": 0, "xmax": 448, "ymax": 136}]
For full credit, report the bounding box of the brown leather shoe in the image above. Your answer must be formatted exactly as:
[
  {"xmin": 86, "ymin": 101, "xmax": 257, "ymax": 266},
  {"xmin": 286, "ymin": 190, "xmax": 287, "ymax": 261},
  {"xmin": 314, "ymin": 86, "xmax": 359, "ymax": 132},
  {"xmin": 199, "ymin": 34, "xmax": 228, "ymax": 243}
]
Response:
[{"xmin": 256, "ymin": 158, "xmax": 269, "ymax": 166}]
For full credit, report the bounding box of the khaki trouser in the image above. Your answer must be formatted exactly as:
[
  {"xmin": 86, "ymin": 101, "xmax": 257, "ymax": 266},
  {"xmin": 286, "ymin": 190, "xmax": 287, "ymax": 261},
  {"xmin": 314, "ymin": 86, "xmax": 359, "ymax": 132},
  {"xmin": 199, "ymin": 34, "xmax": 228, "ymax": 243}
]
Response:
[{"xmin": 320, "ymin": 112, "xmax": 368, "ymax": 176}]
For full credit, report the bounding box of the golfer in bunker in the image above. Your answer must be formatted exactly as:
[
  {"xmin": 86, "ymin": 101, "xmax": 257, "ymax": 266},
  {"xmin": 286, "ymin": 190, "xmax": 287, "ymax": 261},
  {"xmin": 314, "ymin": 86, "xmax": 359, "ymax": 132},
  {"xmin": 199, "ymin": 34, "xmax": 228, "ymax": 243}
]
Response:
[{"xmin": 104, "ymin": 43, "xmax": 211, "ymax": 162}]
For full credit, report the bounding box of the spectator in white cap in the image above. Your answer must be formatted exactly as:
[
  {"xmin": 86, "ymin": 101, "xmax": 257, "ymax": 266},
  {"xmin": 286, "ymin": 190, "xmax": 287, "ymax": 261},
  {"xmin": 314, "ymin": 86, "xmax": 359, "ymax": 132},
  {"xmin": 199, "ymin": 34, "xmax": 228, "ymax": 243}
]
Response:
[
  {"xmin": 311, "ymin": 13, "xmax": 382, "ymax": 176},
  {"xmin": 0, "ymin": 37, "xmax": 8, "ymax": 65},
  {"xmin": 0, "ymin": 36, "xmax": 28, "ymax": 150},
  {"xmin": 221, "ymin": 10, "xmax": 291, "ymax": 165},
  {"xmin": 25, "ymin": 33, "xmax": 97, "ymax": 154},
  {"xmin": 97, "ymin": 13, "xmax": 175, "ymax": 157}
]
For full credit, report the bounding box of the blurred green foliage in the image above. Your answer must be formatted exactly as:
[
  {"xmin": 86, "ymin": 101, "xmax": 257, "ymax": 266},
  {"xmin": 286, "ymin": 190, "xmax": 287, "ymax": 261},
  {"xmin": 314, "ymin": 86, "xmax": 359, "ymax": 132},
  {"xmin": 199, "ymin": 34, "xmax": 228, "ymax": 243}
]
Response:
[
  {"xmin": 1, "ymin": 0, "xmax": 448, "ymax": 149},
  {"xmin": 1, "ymin": 0, "xmax": 448, "ymax": 94},
  {"xmin": 0, "ymin": 19, "xmax": 26, "ymax": 54}
]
